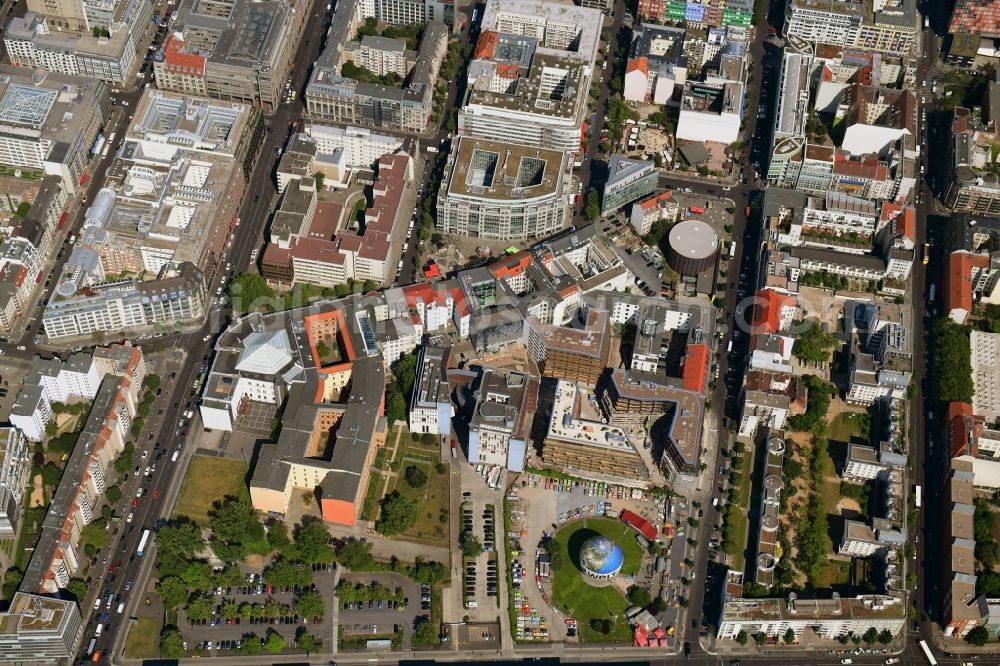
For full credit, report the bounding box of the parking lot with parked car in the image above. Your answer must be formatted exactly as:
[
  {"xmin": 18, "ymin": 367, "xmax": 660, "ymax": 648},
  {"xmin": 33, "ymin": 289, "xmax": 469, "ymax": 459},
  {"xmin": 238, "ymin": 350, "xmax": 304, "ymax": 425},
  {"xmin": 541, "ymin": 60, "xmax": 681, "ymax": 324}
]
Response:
[
  {"xmin": 177, "ymin": 569, "xmax": 337, "ymax": 657},
  {"xmin": 336, "ymin": 572, "xmax": 422, "ymax": 649}
]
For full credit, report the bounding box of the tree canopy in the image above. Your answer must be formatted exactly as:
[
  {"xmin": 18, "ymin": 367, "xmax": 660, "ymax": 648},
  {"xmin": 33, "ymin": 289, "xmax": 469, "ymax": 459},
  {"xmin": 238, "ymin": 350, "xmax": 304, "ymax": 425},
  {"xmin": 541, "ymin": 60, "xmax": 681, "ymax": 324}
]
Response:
[
  {"xmin": 156, "ymin": 517, "xmax": 206, "ymax": 577},
  {"xmin": 228, "ymin": 273, "xmax": 276, "ymax": 314},
  {"xmin": 160, "ymin": 628, "xmax": 185, "ymax": 659},
  {"xmin": 404, "ymin": 465, "xmax": 428, "ymax": 488},
  {"xmin": 932, "ymin": 319, "xmax": 973, "ymax": 403},
  {"xmin": 264, "ymin": 630, "xmax": 287, "ymax": 653},
  {"xmin": 584, "ymin": 191, "xmax": 601, "ymax": 221},
  {"xmin": 293, "ymin": 519, "xmax": 334, "ymax": 564},
  {"xmin": 793, "ymin": 321, "xmax": 838, "ymax": 363},
  {"xmin": 263, "ymin": 557, "xmax": 312, "ymax": 589},
  {"xmin": 787, "ymin": 375, "xmax": 836, "ymax": 435},
  {"xmin": 294, "ymin": 590, "xmax": 325, "ymax": 620},
  {"xmin": 208, "ymin": 495, "xmax": 268, "ymax": 562},
  {"xmin": 376, "ymin": 491, "xmax": 418, "ymax": 535},
  {"xmin": 296, "ymin": 628, "xmax": 324, "ymax": 653},
  {"xmin": 157, "ymin": 576, "xmax": 189, "ymax": 610},
  {"xmin": 460, "ymin": 533, "xmax": 483, "ymax": 558}
]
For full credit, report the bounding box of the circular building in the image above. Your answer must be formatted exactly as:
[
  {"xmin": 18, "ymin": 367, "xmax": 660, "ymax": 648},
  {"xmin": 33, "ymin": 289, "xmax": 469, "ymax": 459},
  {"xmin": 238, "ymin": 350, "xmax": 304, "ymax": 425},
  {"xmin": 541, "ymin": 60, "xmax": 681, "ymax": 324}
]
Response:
[
  {"xmin": 666, "ymin": 219, "xmax": 720, "ymax": 275},
  {"xmin": 579, "ymin": 535, "xmax": 624, "ymax": 579}
]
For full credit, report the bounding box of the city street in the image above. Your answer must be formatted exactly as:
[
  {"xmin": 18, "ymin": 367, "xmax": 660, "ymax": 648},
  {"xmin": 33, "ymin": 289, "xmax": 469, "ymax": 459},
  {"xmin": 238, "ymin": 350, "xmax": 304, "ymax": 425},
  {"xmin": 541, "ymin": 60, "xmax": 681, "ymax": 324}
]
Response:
[{"xmin": 65, "ymin": 1, "xmax": 338, "ymax": 661}]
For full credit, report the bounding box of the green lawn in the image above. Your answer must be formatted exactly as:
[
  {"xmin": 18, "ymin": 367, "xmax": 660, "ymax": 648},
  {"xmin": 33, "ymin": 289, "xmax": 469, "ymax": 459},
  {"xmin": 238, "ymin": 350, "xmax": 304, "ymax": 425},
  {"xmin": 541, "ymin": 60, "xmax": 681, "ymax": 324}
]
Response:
[
  {"xmin": 727, "ymin": 454, "xmax": 754, "ymax": 572},
  {"xmin": 828, "ymin": 412, "xmax": 870, "ymax": 444},
  {"xmin": 123, "ymin": 616, "xmax": 160, "ymax": 659},
  {"xmin": 172, "ymin": 456, "xmax": 248, "ymax": 526},
  {"xmin": 362, "ymin": 471, "xmax": 384, "ymax": 522},
  {"xmin": 386, "ymin": 438, "xmax": 449, "ymax": 544},
  {"xmin": 551, "ymin": 518, "xmax": 643, "ymax": 643}
]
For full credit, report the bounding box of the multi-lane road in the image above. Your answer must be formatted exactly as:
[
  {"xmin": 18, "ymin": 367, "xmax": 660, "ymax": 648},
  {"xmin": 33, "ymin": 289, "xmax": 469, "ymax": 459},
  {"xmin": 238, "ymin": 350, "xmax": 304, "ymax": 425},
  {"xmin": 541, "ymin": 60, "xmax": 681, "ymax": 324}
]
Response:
[{"xmin": 68, "ymin": 1, "xmax": 338, "ymax": 661}]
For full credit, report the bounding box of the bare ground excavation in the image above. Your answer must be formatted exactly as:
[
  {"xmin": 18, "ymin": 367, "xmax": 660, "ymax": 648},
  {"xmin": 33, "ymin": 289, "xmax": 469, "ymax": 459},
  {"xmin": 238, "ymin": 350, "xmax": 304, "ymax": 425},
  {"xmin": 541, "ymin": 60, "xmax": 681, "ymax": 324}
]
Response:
[{"xmin": 778, "ymin": 408, "xmax": 870, "ymax": 590}]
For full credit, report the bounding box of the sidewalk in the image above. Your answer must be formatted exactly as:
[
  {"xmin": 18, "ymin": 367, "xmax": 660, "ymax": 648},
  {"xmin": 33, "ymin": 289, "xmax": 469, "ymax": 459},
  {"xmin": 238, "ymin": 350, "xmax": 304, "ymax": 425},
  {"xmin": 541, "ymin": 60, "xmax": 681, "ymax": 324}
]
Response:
[{"xmin": 703, "ymin": 631, "xmax": 907, "ymax": 659}]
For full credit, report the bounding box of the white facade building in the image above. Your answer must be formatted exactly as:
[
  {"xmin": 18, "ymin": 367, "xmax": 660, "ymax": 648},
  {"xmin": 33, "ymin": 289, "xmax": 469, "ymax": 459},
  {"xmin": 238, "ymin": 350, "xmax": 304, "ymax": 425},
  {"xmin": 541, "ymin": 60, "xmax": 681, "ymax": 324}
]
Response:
[
  {"xmin": 717, "ymin": 594, "xmax": 906, "ymax": 641},
  {"xmin": 971, "ymin": 331, "xmax": 1000, "ymax": 423},
  {"xmin": 305, "ymin": 125, "xmax": 404, "ymax": 167},
  {"xmin": 676, "ymin": 81, "xmax": 744, "ymax": 144},
  {"xmin": 0, "ymin": 428, "xmax": 31, "ymax": 537}
]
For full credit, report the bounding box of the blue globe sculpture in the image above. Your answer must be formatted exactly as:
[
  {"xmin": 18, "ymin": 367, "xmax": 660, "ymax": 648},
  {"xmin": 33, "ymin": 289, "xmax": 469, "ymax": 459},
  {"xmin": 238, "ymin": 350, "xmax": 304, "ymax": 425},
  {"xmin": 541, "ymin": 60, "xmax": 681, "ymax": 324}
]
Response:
[{"xmin": 579, "ymin": 535, "xmax": 624, "ymax": 578}]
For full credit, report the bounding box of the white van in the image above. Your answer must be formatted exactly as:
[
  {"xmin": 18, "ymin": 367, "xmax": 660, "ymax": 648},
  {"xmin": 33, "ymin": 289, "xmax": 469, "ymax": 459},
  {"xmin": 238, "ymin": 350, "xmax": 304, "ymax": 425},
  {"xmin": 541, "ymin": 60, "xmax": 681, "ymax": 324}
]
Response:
[
  {"xmin": 171, "ymin": 450, "xmax": 179, "ymax": 462},
  {"xmin": 117, "ymin": 602, "xmax": 125, "ymax": 614},
  {"xmin": 94, "ymin": 624, "xmax": 104, "ymax": 638},
  {"xmin": 93, "ymin": 598, "xmax": 101, "ymax": 610}
]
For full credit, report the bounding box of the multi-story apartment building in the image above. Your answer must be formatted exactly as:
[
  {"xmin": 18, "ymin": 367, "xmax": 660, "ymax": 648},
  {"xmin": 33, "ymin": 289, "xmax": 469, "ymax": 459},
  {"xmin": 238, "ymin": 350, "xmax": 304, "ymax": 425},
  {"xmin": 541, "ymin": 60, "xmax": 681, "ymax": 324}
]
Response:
[
  {"xmin": 5, "ymin": 2, "xmax": 153, "ymax": 84},
  {"xmin": 768, "ymin": 140, "xmax": 835, "ymax": 194},
  {"xmin": 838, "ymin": 517, "xmax": 904, "ymax": 557},
  {"xmin": 437, "ymin": 137, "xmax": 572, "ymax": 240},
  {"xmin": 941, "ymin": 458, "xmax": 986, "ymax": 637},
  {"xmin": 630, "ymin": 191, "xmax": 679, "ymax": 236},
  {"xmin": 0, "ymin": 266, "xmax": 33, "ymax": 334},
  {"xmin": 949, "ymin": 401, "xmax": 1000, "ymax": 488},
  {"xmin": 842, "ymin": 442, "xmax": 907, "ymax": 482},
  {"xmin": 409, "ymin": 345, "xmax": 452, "ymax": 435},
  {"xmin": 541, "ymin": 380, "xmax": 655, "ymax": 487},
  {"xmin": 717, "ymin": 593, "xmax": 906, "ymax": 641},
  {"xmin": 971, "ymin": 331, "xmax": 1000, "ymax": 423},
  {"xmin": 262, "ymin": 153, "xmax": 411, "ymax": 287},
  {"xmin": 944, "ymin": 248, "xmax": 997, "ymax": 325},
  {"xmin": 844, "ymin": 300, "xmax": 912, "ymax": 405},
  {"xmin": 946, "ymin": 107, "xmax": 1000, "ymax": 214},
  {"xmin": 638, "ymin": 0, "xmax": 752, "ymax": 27},
  {"xmin": 785, "ymin": 0, "xmax": 916, "ymax": 56},
  {"xmin": 10, "ymin": 355, "xmax": 100, "ymax": 442},
  {"xmin": 0, "ymin": 428, "xmax": 30, "ymax": 537},
  {"xmin": 949, "ymin": 0, "xmax": 1000, "ymax": 40},
  {"xmin": 457, "ymin": 0, "xmax": 601, "ymax": 153},
  {"xmin": 367, "ymin": 0, "xmax": 455, "ymax": 28},
  {"xmin": 8, "ymin": 345, "xmax": 145, "ymax": 444},
  {"xmin": 623, "ymin": 24, "xmax": 688, "ymax": 105},
  {"xmin": 306, "ymin": 0, "xmax": 447, "ymax": 133},
  {"xmin": 602, "ymin": 156, "xmax": 657, "ymax": 215},
  {"xmin": 523, "ymin": 310, "xmax": 610, "ymax": 386},
  {"xmin": 738, "ymin": 369, "xmax": 806, "ymax": 437},
  {"xmin": 20, "ymin": 371, "xmax": 140, "ymax": 595},
  {"xmin": 0, "ymin": 593, "xmax": 82, "ymax": 661},
  {"xmin": 42, "ymin": 262, "xmax": 208, "ymax": 341},
  {"xmin": 0, "ymin": 66, "xmax": 110, "ymax": 194},
  {"xmin": 465, "ymin": 367, "xmax": 538, "ymax": 471},
  {"xmin": 343, "ymin": 36, "xmax": 414, "ymax": 77},
  {"xmin": 76, "ymin": 90, "xmax": 260, "ymax": 282},
  {"xmin": 153, "ymin": 0, "xmax": 310, "ymax": 112},
  {"xmin": 676, "ymin": 80, "xmax": 744, "ymax": 144}
]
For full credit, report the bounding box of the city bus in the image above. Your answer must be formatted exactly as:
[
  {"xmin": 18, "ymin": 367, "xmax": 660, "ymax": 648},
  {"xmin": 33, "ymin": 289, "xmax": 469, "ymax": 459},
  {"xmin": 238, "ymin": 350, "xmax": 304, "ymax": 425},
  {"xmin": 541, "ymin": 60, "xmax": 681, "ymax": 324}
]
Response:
[
  {"xmin": 918, "ymin": 639, "xmax": 936, "ymax": 665},
  {"xmin": 137, "ymin": 529, "xmax": 151, "ymax": 557},
  {"xmin": 923, "ymin": 242, "xmax": 930, "ymax": 265},
  {"xmin": 915, "ymin": 485, "xmax": 922, "ymax": 509}
]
